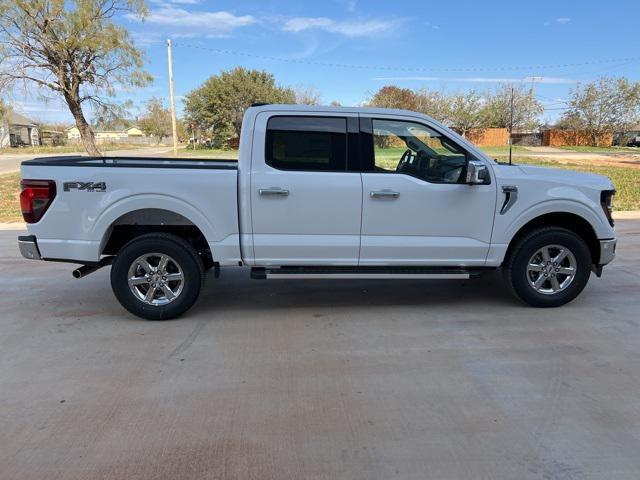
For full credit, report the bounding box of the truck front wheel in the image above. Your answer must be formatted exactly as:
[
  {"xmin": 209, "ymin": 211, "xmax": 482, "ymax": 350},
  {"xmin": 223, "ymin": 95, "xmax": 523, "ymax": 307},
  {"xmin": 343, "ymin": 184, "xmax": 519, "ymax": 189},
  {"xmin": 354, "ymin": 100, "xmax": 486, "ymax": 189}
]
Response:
[
  {"xmin": 504, "ymin": 227, "xmax": 592, "ymax": 307},
  {"xmin": 110, "ymin": 233, "xmax": 205, "ymax": 320}
]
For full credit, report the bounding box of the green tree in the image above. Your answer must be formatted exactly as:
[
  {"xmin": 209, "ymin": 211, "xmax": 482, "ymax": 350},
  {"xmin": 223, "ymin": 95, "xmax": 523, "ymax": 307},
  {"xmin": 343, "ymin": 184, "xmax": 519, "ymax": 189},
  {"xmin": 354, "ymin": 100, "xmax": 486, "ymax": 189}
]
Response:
[
  {"xmin": 0, "ymin": 0, "xmax": 152, "ymax": 156},
  {"xmin": 184, "ymin": 67, "xmax": 295, "ymax": 138},
  {"xmin": 482, "ymin": 85, "xmax": 543, "ymax": 131},
  {"xmin": 560, "ymin": 77, "xmax": 640, "ymax": 145},
  {"xmin": 138, "ymin": 97, "xmax": 172, "ymax": 144},
  {"xmin": 368, "ymin": 86, "xmax": 418, "ymax": 110}
]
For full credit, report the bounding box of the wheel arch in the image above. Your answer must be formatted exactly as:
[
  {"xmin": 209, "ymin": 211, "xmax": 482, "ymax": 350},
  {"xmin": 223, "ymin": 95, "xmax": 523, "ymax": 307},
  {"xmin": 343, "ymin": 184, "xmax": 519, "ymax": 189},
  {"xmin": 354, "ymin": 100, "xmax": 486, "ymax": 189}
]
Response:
[
  {"xmin": 504, "ymin": 212, "xmax": 601, "ymax": 265},
  {"xmin": 98, "ymin": 207, "xmax": 214, "ymax": 268}
]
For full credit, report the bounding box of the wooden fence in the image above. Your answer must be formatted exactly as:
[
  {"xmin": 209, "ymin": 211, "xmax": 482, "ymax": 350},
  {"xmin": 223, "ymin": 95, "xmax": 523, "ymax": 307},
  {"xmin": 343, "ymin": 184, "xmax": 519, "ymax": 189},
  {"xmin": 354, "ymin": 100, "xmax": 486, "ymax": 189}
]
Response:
[
  {"xmin": 543, "ymin": 130, "xmax": 613, "ymax": 147},
  {"xmin": 464, "ymin": 128, "xmax": 509, "ymax": 147}
]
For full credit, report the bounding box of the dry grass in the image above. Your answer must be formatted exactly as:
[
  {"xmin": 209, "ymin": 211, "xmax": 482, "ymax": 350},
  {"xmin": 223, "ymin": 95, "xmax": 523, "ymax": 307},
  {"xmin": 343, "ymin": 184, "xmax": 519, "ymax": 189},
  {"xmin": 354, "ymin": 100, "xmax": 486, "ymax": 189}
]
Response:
[{"xmin": 0, "ymin": 172, "xmax": 21, "ymax": 222}]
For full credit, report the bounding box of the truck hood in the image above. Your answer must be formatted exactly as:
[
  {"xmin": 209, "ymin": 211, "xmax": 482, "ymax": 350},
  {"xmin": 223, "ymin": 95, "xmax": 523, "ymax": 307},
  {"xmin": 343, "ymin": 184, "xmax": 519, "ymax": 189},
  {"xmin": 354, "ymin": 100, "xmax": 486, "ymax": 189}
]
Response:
[{"xmin": 513, "ymin": 164, "xmax": 614, "ymax": 190}]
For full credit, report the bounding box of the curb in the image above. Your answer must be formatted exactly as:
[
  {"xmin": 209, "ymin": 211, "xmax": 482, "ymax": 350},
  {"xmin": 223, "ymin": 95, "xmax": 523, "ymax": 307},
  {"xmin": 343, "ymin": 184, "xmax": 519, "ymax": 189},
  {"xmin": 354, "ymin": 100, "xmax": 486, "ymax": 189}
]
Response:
[{"xmin": 0, "ymin": 223, "xmax": 26, "ymax": 231}]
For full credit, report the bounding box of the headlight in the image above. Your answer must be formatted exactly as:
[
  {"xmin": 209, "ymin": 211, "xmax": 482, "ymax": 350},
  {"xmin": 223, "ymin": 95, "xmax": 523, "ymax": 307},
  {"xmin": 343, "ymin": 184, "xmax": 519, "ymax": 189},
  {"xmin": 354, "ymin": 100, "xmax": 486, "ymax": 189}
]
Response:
[{"xmin": 600, "ymin": 190, "xmax": 615, "ymax": 227}]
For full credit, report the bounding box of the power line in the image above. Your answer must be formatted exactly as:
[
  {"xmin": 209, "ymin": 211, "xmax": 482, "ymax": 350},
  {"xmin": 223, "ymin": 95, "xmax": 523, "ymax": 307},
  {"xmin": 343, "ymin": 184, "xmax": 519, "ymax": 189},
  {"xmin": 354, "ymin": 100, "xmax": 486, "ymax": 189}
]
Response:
[{"xmin": 171, "ymin": 42, "xmax": 640, "ymax": 74}]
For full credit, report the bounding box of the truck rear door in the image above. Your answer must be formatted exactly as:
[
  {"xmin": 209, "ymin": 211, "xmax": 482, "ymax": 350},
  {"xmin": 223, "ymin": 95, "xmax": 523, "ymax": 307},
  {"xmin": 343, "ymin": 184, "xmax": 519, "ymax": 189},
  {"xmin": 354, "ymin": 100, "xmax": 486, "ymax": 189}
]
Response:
[{"xmin": 250, "ymin": 113, "xmax": 362, "ymax": 266}]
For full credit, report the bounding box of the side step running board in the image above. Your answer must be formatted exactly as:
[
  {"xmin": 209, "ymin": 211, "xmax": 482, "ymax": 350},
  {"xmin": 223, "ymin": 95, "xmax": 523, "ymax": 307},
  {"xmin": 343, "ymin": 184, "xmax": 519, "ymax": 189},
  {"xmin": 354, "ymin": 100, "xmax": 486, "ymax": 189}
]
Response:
[{"xmin": 251, "ymin": 266, "xmax": 483, "ymax": 280}]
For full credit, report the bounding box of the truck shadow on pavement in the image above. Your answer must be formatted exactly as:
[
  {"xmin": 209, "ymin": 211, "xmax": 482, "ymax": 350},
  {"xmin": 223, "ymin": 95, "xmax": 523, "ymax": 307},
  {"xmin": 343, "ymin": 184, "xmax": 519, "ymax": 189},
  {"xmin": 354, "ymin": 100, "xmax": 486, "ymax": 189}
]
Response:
[{"xmin": 192, "ymin": 268, "xmax": 519, "ymax": 316}]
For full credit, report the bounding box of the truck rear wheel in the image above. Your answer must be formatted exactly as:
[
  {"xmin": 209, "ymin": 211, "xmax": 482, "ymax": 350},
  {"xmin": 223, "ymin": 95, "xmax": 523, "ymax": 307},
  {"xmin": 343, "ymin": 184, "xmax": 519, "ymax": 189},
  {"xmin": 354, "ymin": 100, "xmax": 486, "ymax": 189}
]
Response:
[
  {"xmin": 504, "ymin": 227, "xmax": 592, "ymax": 307},
  {"xmin": 110, "ymin": 233, "xmax": 205, "ymax": 320}
]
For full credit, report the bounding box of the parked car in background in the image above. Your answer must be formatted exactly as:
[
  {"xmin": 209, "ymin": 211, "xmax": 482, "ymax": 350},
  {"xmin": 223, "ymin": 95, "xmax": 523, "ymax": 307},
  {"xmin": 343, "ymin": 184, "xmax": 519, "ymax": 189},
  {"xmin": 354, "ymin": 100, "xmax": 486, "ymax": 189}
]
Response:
[
  {"xmin": 18, "ymin": 105, "xmax": 617, "ymax": 319},
  {"xmin": 627, "ymin": 133, "xmax": 640, "ymax": 147}
]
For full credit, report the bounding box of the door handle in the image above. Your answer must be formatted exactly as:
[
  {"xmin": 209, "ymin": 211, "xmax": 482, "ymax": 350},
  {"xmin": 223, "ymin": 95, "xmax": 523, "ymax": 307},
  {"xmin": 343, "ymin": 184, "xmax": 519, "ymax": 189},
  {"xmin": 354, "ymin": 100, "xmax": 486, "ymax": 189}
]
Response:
[
  {"xmin": 370, "ymin": 190, "xmax": 400, "ymax": 199},
  {"xmin": 259, "ymin": 187, "xmax": 290, "ymax": 197}
]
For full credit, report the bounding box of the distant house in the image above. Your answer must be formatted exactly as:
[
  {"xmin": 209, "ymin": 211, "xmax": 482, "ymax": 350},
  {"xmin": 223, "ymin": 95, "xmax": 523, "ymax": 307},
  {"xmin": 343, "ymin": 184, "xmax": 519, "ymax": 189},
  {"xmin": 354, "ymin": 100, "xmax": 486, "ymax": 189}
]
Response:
[
  {"xmin": 0, "ymin": 111, "xmax": 40, "ymax": 147},
  {"xmin": 66, "ymin": 125, "xmax": 144, "ymax": 142}
]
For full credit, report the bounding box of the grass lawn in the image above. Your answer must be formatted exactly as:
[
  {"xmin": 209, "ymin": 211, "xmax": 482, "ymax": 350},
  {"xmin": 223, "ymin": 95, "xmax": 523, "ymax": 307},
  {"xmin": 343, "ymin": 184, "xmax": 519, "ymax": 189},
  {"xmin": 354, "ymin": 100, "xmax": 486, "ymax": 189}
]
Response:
[
  {"xmin": 0, "ymin": 144, "xmax": 151, "ymax": 156},
  {"xmin": 478, "ymin": 145, "xmax": 528, "ymax": 156},
  {"xmin": 557, "ymin": 146, "xmax": 640, "ymax": 154},
  {"xmin": 0, "ymin": 172, "xmax": 21, "ymax": 222},
  {"xmin": 514, "ymin": 157, "xmax": 640, "ymax": 211}
]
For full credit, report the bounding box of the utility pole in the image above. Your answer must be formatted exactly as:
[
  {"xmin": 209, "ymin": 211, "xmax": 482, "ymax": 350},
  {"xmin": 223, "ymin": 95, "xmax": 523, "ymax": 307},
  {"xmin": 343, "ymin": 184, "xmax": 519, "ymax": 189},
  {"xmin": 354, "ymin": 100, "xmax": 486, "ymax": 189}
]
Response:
[
  {"xmin": 167, "ymin": 39, "xmax": 178, "ymax": 157},
  {"xmin": 509, "ymin": 86, "xmax": 514, "ymax": 165}
]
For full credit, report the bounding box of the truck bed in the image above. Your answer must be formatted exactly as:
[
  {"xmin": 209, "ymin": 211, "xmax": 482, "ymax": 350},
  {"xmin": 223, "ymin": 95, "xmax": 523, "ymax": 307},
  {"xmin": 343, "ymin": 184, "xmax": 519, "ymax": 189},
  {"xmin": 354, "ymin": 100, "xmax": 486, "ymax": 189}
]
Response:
[{"xmin": 21, "ymin": 156, "xmax": 241, "ymax": 265}]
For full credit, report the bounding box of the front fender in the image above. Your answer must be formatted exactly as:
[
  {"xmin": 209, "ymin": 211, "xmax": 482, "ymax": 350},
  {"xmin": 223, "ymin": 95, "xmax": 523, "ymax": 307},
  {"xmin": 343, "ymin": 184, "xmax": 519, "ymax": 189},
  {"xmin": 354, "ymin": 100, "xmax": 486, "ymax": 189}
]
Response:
[{"xmin": 497, "ymin": 197, "xmax": 611, "ymax": 246}]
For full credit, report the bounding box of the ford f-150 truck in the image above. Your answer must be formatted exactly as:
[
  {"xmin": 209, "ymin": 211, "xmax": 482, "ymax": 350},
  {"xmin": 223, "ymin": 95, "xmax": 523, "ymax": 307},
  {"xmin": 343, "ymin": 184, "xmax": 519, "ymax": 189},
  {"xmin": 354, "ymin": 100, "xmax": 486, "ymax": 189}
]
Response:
[{"xmin": 18, "ymin": 105, "xmax": 617, "ymax": 319}]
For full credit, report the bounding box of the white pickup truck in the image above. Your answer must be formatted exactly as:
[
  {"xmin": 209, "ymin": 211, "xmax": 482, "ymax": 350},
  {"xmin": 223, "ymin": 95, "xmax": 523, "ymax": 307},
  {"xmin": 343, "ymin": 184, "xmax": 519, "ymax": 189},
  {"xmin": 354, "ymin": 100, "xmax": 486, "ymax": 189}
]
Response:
[{"xmin": 18, "ymin": 105, "xmax": 617, "ymax": 319}]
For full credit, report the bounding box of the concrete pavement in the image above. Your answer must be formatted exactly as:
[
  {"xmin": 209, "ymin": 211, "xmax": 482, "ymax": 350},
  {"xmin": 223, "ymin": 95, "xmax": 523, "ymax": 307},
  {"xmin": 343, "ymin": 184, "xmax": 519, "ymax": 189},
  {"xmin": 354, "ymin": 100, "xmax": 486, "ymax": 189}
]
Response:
[
  {"xmin": 0, "ymin": 146, "xmax": 173, "ymax": 174},
  {"xmin": 1, "ymin": 220, "xmax": 640, "ymax": 479}
]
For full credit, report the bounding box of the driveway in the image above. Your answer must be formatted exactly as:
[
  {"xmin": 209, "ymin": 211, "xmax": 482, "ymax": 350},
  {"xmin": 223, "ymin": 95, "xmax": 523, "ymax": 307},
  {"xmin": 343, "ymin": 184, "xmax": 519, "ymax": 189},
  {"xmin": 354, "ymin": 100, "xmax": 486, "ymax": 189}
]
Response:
[
  {"xmin": 1, "ymin": 219, "xmax": 640, "ymax": 479},
  {"xmin": 0, "ymin": 146, "xmax": 173, "ymax": 174},
  {"xmin": 520, "ymin": 146, "xmax": 640, "ymax": 169}
]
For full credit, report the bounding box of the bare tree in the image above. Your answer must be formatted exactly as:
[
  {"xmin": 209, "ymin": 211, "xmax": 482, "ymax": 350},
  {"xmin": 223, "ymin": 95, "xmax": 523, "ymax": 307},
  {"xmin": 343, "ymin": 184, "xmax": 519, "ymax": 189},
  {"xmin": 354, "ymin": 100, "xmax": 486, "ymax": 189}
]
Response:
[
  {"xmin": 414, "ymin": 88, "xmax": 450, "ymax": 123},
  {"xmin": 0, "ymin": 97, "xmax": 8, "ymax": 120},
  {"xmin": 561, "ymin": 77, "xmax": 640, "ymax": 145},
  {"xmin": 446, "ymin": 91, "xmax": 485, "ymax": 137},
  {"xmin": 0, "ymin": 0, "xmax": 152, "ymax": 156},
  {"xmin": 483, "ymin": 85, "xmax": 543, "ymax": 131},
  {"xmin": 295, "ymin": 85, "xmax": 322, "ymax": 105}
]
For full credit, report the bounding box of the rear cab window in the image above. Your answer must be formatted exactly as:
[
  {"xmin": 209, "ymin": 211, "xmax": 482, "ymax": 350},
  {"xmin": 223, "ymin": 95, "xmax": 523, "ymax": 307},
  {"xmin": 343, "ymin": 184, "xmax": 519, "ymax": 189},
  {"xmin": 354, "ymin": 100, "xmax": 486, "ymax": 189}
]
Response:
[{"xmin": 265, "ymin": 116, "xmax": 347, "ymax": 171}]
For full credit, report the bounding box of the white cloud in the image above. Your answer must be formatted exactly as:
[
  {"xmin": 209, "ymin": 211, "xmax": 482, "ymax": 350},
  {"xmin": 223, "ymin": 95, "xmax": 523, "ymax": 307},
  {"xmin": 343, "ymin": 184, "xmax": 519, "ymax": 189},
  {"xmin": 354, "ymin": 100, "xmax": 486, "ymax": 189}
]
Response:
[
  {"xmin": 127, "ymin": 6, "xmax": 256, "ymax": 37},
  {"xmin": 283, "ymin": 16, "xmax": 402, "ymax": 37},
  {"xmin": 373, "ymin": 76, "xmax": 577, "ymax": 84},
  {"xmin": 544, "ymin": 17, "xmax": 571, "ymax": 26}
]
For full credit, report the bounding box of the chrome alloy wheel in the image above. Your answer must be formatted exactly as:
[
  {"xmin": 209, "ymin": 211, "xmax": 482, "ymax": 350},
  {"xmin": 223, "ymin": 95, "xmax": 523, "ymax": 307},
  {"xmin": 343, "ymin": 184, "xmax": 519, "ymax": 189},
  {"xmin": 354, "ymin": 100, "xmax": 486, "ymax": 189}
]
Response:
[
  {"xmin": 526, "ymin": 244, "xmax": 577, "ymax": 295},
  {"xmin": 127, "ymin": 253, "xmax": 184, "ymax": 306}
]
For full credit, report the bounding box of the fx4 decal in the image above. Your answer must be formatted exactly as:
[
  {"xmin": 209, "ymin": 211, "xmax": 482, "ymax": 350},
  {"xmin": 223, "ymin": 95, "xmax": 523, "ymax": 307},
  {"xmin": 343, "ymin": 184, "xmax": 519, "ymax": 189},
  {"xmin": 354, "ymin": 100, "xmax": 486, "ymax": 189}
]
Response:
[{"xmin": 63, "ymin": 181, "xmax": 107, "ymax": 192}]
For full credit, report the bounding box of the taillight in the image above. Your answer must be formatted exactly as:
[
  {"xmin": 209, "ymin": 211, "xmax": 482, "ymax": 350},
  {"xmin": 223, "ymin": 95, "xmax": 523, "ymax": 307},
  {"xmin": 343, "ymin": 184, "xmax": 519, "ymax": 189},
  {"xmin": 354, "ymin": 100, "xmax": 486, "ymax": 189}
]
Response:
[
  {"xmin": 600, "ymin": 190, "xmax": 615, "ymax": 227},
  {"xmin": 20, "ymin": 180, "xmax": 56, "ymax": 223}
]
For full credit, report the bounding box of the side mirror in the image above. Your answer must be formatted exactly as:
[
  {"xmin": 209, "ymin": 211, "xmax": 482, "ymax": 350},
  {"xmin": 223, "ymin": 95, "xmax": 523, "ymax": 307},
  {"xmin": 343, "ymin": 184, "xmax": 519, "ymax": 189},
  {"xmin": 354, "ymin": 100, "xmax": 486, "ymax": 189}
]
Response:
[{"xmin": 465, "ymin": 160, "xmax": 490, "ymax": 185}]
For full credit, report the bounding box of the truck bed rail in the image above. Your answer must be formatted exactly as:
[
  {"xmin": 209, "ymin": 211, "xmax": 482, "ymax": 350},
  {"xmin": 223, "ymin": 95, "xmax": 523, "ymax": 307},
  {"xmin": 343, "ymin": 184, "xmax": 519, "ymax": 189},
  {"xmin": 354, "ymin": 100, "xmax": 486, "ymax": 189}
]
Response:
[{"xmin": 22, "ymin": 156, "xmax": 238, "ymax": 170}]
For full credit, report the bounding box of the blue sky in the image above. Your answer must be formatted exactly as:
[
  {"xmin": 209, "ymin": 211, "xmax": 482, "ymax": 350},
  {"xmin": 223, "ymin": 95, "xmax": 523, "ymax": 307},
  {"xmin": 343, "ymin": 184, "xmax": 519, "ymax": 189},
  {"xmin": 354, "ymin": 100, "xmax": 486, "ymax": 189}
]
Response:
[{"xmin": 13, "ymin": 0, "xmax": 640, "ymax": 124}]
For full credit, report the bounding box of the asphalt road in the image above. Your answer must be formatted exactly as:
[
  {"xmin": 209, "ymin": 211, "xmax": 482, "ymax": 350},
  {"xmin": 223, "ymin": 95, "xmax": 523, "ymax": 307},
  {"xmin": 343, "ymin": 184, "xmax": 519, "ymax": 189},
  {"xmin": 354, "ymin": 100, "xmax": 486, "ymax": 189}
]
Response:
[
  {"xmin": 0, "ymin": 146, "xmax": 173, "ymax": 174},
  {"xmin": 1, "ymin": 220, "xmax": 640, "ymax": 480}
]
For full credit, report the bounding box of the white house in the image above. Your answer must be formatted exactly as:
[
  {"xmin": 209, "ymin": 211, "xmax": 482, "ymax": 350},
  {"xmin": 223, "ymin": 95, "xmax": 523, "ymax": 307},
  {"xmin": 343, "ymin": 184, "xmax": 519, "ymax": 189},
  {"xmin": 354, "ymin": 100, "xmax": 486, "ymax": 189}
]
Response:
[{"xmin": 0, "ymin": 111, "xmax": 40, "ymax": 147}]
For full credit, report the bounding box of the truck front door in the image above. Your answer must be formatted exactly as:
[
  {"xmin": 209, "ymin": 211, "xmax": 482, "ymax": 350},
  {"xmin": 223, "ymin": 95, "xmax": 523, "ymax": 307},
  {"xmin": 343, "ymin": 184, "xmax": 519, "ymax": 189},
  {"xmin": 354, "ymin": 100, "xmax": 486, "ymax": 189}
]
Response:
[{"xmin": 358, "ymin": 116, "xmax": 497, "ymax": 266}]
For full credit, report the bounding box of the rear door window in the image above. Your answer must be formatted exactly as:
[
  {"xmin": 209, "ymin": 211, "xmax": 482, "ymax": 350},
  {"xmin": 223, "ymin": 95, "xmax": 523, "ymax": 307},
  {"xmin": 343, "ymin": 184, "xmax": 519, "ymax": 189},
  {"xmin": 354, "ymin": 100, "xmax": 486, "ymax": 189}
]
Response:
[{"xmin": 266, "ymin": 116, "xmax": 347, "ymax": 171}]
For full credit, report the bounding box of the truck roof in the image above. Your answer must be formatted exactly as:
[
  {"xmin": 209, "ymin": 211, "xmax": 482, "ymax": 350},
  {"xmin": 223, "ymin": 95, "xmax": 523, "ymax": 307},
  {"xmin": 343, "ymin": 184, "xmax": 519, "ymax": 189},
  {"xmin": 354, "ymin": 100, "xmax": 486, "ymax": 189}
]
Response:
[{"xmin": 247, "ymin": 103, "xmax": 436, "ymax": 122}]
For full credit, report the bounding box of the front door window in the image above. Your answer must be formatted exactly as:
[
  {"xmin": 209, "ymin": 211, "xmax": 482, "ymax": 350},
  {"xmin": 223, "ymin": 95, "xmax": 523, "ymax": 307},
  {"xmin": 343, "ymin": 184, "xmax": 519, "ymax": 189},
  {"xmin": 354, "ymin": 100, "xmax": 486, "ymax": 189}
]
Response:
[{"xmin": 372, "ymin": 119, "xmax": 469, "ymax": 184}]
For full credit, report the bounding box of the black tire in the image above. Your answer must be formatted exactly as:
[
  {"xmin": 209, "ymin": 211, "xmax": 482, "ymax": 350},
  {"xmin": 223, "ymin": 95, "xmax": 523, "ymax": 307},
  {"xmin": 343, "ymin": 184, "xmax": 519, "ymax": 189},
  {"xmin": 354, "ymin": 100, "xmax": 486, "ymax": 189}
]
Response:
[
  {"xmin": 503, "ymin": 227, "xmax": 592, "ymax": 307},
  {"xmin": 110, "ymin": 233, "xmax": 205, "ymax": 320}
]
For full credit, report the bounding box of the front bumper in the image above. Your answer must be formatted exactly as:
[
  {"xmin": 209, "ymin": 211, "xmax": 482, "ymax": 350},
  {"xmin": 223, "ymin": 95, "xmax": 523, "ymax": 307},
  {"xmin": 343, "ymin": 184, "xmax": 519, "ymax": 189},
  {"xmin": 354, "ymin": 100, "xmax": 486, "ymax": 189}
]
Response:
[
  {"xmin": 599, "ymin": 238, "xmax": 616, "ymax": 265},
  {"xmin": 18, "ymin": 235, "xmax": 42, "ymax": 260}
]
